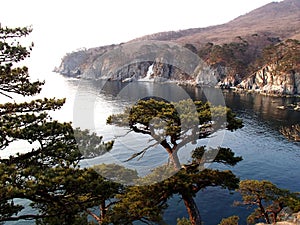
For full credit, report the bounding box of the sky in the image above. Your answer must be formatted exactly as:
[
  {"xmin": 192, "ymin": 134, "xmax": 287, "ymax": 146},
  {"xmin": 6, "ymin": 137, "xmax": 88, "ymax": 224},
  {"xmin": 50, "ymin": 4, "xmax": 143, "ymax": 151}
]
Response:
[{"xmin": 0, "ymin": 0, "xmax": 281, "ymax": 74}]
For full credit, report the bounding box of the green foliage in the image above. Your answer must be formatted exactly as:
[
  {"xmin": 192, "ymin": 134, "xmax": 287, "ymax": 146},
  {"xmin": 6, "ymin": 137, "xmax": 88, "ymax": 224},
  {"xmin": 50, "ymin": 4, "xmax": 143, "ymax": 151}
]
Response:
[
  {"xmin": 106, "ymin": 184, "xmax": 167, "ymax": 224},
  {"xmin": 191, "ymin": 146, "xmax": 243, "ymax": 166},
  {"xmin": 177, "ymin": 217, "xmax": 192, "ymax": 225},
  {"xmin": 108, "ymin": 98, "xmax": 243, "ymax": 225},
  {"xmin": 36, "ymin": 212, "xmax": 92, "ymax": 225},
  {"xmin": 284, "ymin": 192, "xmax": 300, "ymax": 212},
  {"xmin": 74, "ymin": 128, "xmax": 114, "ymax": 159},
  {"xmin": 109, "ymin": 146, "xmax": 242, "ymax": 225},
  {"xmin": 108, "ymin": 98, "xmax": 243, "ymax": 166},
  {"xmin": 31, "ymin": 168, "xmax": 120, "ymax": 223},
  {"xmin": 0, "ymin": 25, "xmax": 116, "ymax": 224},
  {"xmin": 93, "ymin": 163, "xmax": 139, "ymax": 185},
  {"xmin": 0, "ymin": 26, "xmax": 43, "ymax": 98},
  {"xmin": 218, "ymin": 215, "xmax": 239, "ymax": 225},
  {"xmin": 236, "ymin": 180, "xmax": 300, "ymax": 224},
  {"xmin": 108, "ymin": 98, "xmax": 243, "ymax": 136}
]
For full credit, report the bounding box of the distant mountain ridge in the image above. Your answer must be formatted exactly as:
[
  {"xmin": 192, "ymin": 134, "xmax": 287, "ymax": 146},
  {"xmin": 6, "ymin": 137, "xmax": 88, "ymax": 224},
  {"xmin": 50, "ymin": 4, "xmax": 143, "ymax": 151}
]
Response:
[
  {"xmin": 55, "ymin": 0, "xmax": 300, "ymax": 95},
  {"xmin": 131, "ymin": 0, "xmax": 300, "ymax": 45}
]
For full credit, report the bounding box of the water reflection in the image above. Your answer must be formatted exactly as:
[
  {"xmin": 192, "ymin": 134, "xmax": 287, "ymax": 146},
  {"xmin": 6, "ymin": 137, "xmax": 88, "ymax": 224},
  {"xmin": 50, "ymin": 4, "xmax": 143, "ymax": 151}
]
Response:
[
  {"xmin": 221, "ymin": 91, "xmax": 300, "ymax": 125},
  {"xmin": 46, "ymin": 78, "xmax": 300, "ymax": 225},
  {"xmin": 4, "ymin": 72, "xmax": 299, "ymax": 225}
]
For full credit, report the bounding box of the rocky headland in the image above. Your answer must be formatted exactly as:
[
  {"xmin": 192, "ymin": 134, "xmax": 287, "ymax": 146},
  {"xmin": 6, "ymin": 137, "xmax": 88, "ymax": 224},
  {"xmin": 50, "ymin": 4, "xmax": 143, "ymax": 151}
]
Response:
[{"xmin": 54, "ymin": 0, "xmax": 300, "ymax": 96}]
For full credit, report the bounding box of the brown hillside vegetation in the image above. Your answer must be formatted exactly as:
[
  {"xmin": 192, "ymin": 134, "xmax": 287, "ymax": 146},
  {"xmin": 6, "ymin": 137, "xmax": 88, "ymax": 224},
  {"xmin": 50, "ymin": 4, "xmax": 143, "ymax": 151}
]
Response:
[
  {"xmin": 132, "ymin": 0, "xmax": 300, "ymax": 46},
  {"xmin": 56, "ymin": 0, "xmax": 300, "ymax": 94},
  {"xmin": 117, "ymin": 0, "xmax": 300, "ymax": 81}
]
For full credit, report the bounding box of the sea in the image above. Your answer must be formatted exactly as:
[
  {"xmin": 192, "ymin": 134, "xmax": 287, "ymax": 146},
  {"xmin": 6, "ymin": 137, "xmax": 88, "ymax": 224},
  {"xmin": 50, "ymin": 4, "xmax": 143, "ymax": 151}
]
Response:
[{"xmin": 2, "ymin": 72, "xmax": 300, "ymax": 225}]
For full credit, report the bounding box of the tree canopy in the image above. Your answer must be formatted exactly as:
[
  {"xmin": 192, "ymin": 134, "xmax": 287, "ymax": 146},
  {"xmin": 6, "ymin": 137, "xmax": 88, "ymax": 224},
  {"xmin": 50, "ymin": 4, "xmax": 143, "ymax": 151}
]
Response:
[
  {"xmin": 236, "ymin": 180, "xmax": 300, "ymax": 224},
  {"xmin": 108, "ymin": 98, "xmax": 243, "ymax": 225},
  {"xmin": 107, "ymin": 98, "xmax": 243, "ymax": 170},
  {"xmin": 0, "ymin": 25, "xmax": 115, "ymax": 224}
]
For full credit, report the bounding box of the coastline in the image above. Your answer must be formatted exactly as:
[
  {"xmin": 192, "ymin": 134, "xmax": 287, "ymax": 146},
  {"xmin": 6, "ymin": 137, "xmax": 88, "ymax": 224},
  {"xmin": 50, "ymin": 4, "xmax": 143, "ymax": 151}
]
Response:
[{"xmin": 59, "ymin": 72, "xmax": 300, "ymax": 101}]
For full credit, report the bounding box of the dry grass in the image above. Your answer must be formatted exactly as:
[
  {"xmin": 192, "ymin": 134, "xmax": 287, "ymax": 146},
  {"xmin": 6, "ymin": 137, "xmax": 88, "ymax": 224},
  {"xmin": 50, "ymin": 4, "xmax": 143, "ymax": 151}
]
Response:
[{"xmin": 132, "ymin": 0, "xmax": 300, "ymax": 47}]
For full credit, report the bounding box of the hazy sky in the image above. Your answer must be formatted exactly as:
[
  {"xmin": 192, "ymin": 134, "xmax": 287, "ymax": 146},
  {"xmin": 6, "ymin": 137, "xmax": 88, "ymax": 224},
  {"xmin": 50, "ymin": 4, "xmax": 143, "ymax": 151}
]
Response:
[{"xmin": 1, "ymin": 0, "xmax": 281, "ymax": 73}]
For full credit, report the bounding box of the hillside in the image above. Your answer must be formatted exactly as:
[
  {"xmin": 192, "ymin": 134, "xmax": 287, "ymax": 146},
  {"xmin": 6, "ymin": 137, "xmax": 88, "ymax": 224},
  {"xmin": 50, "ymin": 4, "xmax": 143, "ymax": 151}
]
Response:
[
  {"xmin": 55, "ymin": 0, "xmax": 300, "ymax": 95},
  {"xmin": 238, "ymin": 39, "xmax": 300, "ymax": 95},
  {"xmin": 132, "ymin": 0, "xmax": 300, "ymax": 46}
]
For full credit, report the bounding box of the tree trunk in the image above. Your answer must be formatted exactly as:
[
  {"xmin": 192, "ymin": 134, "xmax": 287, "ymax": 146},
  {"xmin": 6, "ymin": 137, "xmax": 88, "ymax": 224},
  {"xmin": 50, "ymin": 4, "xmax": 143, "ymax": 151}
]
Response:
[
  {"xmin": 168, "ymin": 150, "xmax": 181, "ymax": 170},
  {"xmin": 100, "ymin": 200, "xmax": 106, "ymax": 221},
  {"xmin": 181, "ymin": 192, "xmax": 202, "ymax": 225},
  {"xmin": 160, "ymin": 140, "xmax": 181, "ymax": 170},
  {"xmin": 257, "ymin": 199, "xmax": 270, "ymax": 224},
  {"xmin": 270, "ymin": 202, "xmax": 283, "ymax": 223}
]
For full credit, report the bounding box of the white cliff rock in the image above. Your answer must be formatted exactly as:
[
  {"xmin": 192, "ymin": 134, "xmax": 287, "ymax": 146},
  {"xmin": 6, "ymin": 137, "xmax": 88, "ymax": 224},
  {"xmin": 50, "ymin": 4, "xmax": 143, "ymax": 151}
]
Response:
[
  {"xmin": 238, "ymin": 63, "xmax": 299, "ymax": 95},
  {"xmin": 194, "ymin": 64, "xmax": 218, "ymax": 86}
]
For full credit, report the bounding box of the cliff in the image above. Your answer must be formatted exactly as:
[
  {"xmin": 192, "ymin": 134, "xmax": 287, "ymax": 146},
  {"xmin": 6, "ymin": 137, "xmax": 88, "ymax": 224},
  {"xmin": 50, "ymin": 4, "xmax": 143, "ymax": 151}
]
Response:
[
  {"xmin": 54, "ymin": 0, "xmax": 300, "ymax": 94},
  {"xmin": 237, "ymin": 39, "xmax": 300, "ymax": 95},
  {"xmin": 54, "ymin": 41, "xmax": 218, "ymax": 86},
  {"xmin": 238, "ymin": 64, "xmax": 300, "ymax": 95}
]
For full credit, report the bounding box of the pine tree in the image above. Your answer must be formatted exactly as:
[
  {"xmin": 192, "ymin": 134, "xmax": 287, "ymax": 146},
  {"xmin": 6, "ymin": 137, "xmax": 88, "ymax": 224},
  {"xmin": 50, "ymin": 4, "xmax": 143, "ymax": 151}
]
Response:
[
  {"xmin": 107, "ymin": 98, "xmax": 243, "ymax": 224},
  {"xmin": 0, "ymin": 25, "xmax": 114, "ymax": 224},
  {"xmin": 236, "ymin": 180, "xmax": 300, "ymax": 224}
]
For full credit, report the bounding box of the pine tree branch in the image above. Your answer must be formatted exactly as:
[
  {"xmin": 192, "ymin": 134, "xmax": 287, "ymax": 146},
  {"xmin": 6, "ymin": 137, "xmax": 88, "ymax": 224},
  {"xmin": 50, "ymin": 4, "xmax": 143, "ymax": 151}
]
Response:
[{"xmin": 0, "ymin": 90, "xmax": 12, "ymax": 99}]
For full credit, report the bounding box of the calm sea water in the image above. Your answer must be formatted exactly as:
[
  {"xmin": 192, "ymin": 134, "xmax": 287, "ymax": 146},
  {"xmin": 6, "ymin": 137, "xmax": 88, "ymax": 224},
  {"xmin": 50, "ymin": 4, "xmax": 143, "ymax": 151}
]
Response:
[{"xmin": 3, "ymin": 72, "xmax": 300, "ymax": 225}]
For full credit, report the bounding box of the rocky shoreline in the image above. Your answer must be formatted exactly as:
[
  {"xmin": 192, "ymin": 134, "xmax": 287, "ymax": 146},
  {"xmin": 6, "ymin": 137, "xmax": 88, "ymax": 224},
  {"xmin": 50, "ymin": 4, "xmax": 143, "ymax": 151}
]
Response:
[
  {"xmin": 55, "ymin": 51, "xmax": 300, "ymax": 97},
  {"xmin": 54, "ymin": 37, "xmax": 300, "ymax": 97},
  {"xmin": 225, "ymin": 86, "xmax": 300, "ymax": 99},
  {"xmin": 256, "ymin": 211, "xmax": 300, "ymax": 225}
]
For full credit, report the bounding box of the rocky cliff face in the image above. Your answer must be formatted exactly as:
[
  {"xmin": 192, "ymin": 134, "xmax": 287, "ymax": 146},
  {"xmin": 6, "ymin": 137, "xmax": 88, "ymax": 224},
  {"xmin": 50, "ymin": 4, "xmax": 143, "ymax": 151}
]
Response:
[
  {"xmin": 53, "ymin": 44, "xmax": 118, "ymax": 77},
  {"xmin": 238, "ymin": 64, "xmax": 300, "ymax": 95},
  {"xmin": 54, "ymin": 41, "xmax": 219, "ymax": 86},
  {"xmin": 236, "ymin": 39, "xmax": 300, "ymax": 95},
  {"xmin": 54, "ymin": 0, "xmax": 300, "ymax": 95},
  {"xmin": 55, "ymin": 39, "xmax": 300, "ymax": 95},
  {"xmin": 54, "ymin": 44, "xmax": 300, "ymax": 95}
]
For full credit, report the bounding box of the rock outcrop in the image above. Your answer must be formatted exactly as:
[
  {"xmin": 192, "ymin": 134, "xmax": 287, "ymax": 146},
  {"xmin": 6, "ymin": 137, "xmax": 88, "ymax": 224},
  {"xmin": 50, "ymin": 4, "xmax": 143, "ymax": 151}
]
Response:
[
  {"xmin": 53, "ymin": 45, "xmax": 118, "ymax": 77},
  {"xmin": 256, "ymin": 211, "xmax": 300, "ymax": 225},
  {"xmin": 236, "ymin": 39, "xmax": 300, "ymax": 95},
  {"xmin": 55, "ymin": 38, "xmax": 300, "ymax": 95},
  {"xmin": 238, "ymin": 64, "xmax": 300, "ymax": 95},
  {"xmin": 55, "ymin": 41, "xmax": 219, "ymax": 86},
  {"xmin": 54, "ymin": 0, "xmax": 300, "ymax": 95}
]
